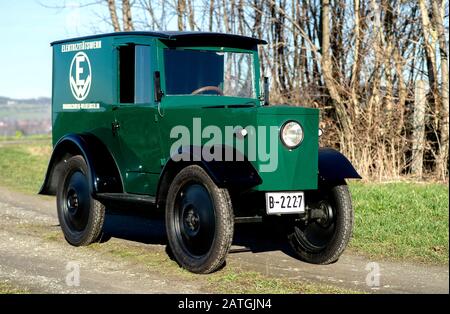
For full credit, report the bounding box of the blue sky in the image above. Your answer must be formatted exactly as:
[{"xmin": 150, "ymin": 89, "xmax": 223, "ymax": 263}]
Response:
[{"xmin": 0, "ymin": 1, "xmax": 110, "ymax": 99}]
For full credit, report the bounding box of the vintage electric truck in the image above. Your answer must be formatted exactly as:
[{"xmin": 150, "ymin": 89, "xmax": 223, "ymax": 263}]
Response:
[{"xmin": 40, "ymin": 31, "xmax": 361, "ymax": 274}]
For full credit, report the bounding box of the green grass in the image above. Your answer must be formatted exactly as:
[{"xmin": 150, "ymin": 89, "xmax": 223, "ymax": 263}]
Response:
[
  {"xmin": 0, "ymin": 282, "xmax": 29, "ymax": 294},
  {"xmin": 0, "ymin": 139, "xmax": 51, "ymax": 193},
  {"xmin": 0, "ymin": 139, "xmax": 448, "ymax": 264},
  {"xmin": 349, "ymin": 181, "xmax": 449, "ymax": 264},
  {"xmin": 205, "ymin": 268, "xmax": 357, "ymax": 294}
]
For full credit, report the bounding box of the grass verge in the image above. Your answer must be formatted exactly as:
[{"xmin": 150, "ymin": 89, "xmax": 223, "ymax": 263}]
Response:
[
  {"xmin": 349, "ymin": 181, "xmax": 448, "ymax": 264},
  {"xmin": 0, "ymin": 138, "xmax": 51, "ymax": 193}
]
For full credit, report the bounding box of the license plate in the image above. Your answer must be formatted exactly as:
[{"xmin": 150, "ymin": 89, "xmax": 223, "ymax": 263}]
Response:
[{"xmin": 265, "ymin": 192, "xmax": 305, "ymax": 214}]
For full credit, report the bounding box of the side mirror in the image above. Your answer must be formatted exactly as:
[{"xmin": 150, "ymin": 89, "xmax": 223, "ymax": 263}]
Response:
[
  {"xmin": 154, "ymin": 71, "xmax": 164, "ymax": 102},
  {"xmin": 263, "ymin": 76, "xmax": 269, "ymax": 106}
]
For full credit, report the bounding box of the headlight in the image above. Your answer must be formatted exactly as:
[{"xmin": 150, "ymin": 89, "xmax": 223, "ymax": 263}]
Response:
[
  {"xmin": 280, "ymin": 121, "xmax": 303, "ymax": 149},
  {"xmin": 318, "ymin": 128, "xmax": 323, "ymax": 137}
]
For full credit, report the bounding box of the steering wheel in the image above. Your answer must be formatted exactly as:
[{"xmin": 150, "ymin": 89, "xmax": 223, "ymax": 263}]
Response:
[{"xmin": 191, "ymin": 86, "xmax": 224, "ymax": 96}]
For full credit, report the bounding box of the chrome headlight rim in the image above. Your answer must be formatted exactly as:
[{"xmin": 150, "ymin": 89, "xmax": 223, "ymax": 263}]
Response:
[{"xmin": 280, "ymin": 120, "xmax": 304, "ymax": 149}]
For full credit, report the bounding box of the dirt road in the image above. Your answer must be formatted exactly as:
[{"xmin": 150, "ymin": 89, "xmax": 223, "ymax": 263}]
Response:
[{"xmin": 0, "ymin": 185, "xmax": 448, "ymax": 294}]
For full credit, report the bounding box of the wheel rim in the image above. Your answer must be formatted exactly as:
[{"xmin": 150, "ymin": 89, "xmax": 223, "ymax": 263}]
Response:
[
  {"xmin": 173, "ymin": 183, "xmax": 216, "ymax": 257},
  {"xmin": 293, "ymin": 200, "xmax": 336, "ymax": 252},
  {"xmin": 62, "ymin": 170, "xmax": 90, "ymax": 232}
]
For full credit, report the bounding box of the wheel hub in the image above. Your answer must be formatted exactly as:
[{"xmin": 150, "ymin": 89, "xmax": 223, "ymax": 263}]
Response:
[
  {"xmin": 183, "ymin": 206, "xmax": 200, "ymax": 235},
  {"xmin": 316, "ymin": 201, "xmax": 334, "ymax": 228},
  {"xmin": 174, "ymin": 183, "xmax": 216, "ymax": 257},
  {"xmin": 62, "ymin": 170, "xmax": 90, "ymax": 232},
  {"xmin": 67, "ymin": 189, "xmax": 79, "ymax": 214}
]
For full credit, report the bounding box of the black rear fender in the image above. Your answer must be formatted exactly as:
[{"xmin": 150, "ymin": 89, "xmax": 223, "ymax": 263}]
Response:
[{"xmin": 39, "ymin": 133, "xmax": 123, "ymax": 195}]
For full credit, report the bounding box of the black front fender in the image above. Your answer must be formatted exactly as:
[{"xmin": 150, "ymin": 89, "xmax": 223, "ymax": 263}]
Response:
[
  {"xmin": 155, "ymin": 145, "xmax": 262, "ymax": 207},
  {"xmin": 318, "ymin": 148, "xmax": 361, "ymax": 183},
  {"xmin": 165, "ymin": 145, "xmax": 261, "ymax": 188}
]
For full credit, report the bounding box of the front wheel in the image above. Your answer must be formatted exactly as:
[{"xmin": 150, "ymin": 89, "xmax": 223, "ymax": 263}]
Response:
[
  {"xmin": 165, "ymin": 165, "xmax": 234, "ymax": 274},
  {"xmin": 286, "ymin": 182, "xmax": 353, "ymax": 264}
]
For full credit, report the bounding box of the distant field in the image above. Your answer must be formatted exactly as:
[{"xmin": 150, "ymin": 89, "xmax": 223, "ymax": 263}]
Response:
[
  {"xmin": 0, "ymin": 138, "xmax": 448, "ymax": 265},
  {"xmin": 0, "ymin": 134, "xmax": 51, "ymax": 142},
  {"xmin": 0, "ymin": 103, "xmax": 50, "ymax": 120}
]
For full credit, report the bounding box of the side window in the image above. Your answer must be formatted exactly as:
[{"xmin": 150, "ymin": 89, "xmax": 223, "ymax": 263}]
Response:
[
  {"xmin": 118, "ymin": 45, "xmax": 151, "ymax": 104},
  {"xmin": 119, "ymin": 45, "xmax": 135, "ymax": 103},
  {"xmin": 135, "ymin": 45, "xmax": 152, "ymax": 104}
]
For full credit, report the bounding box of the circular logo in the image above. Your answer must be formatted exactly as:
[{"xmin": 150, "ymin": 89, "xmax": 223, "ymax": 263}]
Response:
[{"xmin": 69, "ymin": 52, "xmax": 92, "ymax": 101}]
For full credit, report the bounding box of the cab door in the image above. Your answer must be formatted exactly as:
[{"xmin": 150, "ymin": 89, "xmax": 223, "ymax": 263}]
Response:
[{"xmin": 113, "ymin": 43, "xmax": 162, "ymax": 196}]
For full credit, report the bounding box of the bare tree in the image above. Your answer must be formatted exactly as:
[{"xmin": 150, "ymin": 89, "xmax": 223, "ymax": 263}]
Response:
[
  {"xmin": 432, "ymin": 0, "xmax": 449, "ymax": 179},
  {"xmin": 187, "ymin": 0, "xmax": 197, "ymax": 30},
  {"xmin": 321, "ymin": 0, "xmax": 354, "ymax": 157},
  {"xmin": 122, "ymin": 0, "xmax": 134, "ymax": 31},
  {"xmin": 177, "ymin": 0, "xmax": 186, "ymax": 31},
  {"xmin": 107, "ymin": 0, "xmax": 121, "ymax": 31}
]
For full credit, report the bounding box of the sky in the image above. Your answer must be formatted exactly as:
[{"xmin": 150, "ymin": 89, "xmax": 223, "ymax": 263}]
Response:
[{"xmin": 0, "ymin": 1, "xmax": 111, "ymax": 99}]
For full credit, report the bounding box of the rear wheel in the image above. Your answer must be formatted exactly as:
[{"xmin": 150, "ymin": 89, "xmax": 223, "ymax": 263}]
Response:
[
  {"xmin": 286, "ymin": 182, "xmax": 353, "ymax": 264},
  {"xmin": 165, "ymin": 165, "xmax": 234, "ymax": 274},
  {"xmin": 57, "ymin": 155, "xmax": 105, "ymax": 246}
]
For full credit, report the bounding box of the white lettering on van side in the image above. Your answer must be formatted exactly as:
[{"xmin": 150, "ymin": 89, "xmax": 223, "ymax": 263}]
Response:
[
  {"xmin": 62, "ymin": 103, "xmax": 100, "ymax": 110},
  {"xmin": 61, "ymin": 40, "xmax": 102, "ymax": 53}
]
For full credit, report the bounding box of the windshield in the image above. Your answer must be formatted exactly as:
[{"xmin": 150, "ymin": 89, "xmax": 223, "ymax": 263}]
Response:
[{"xmin": 164, "ymin": 49, "xmax": 255, "ymax": 98}]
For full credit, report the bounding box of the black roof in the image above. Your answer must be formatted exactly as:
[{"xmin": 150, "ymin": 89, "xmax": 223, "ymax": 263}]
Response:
[{"xmin": 50, "ymin": 31, "xmax": 267, "ymax": 47}]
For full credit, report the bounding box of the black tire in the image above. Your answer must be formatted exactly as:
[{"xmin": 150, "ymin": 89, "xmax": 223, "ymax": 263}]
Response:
[
  {"xmin": 287, "ymin": 182, "xmax": 353, "ymax": 264},
  {"xmin": 57, "ymin": 155, "xmax": 105, "ymax": 246},
  {"xmin": 94, "ymin": 231, "xmax": 111, "ymax": 243},
  {"xmin": 165, "ymin": 165, "xmax": 234, "ymax": 274}
]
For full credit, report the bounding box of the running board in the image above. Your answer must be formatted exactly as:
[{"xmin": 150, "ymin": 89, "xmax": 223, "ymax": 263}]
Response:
[
  {"xmin": 95, "ymin": 193, "xmax": 156, "ymax": 205},
  {"xmin": 234, "ymin": 216, "xmax": 263, "ymax": 224},
  {"xmin": 95, "ymin": 195, "xmax": 261, "ymax": 218}
]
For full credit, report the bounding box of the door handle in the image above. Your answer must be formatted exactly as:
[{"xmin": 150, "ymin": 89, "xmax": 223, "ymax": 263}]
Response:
[{"xmin": 112, "ymin": 121, "xmax": 120, "ymax": 135}]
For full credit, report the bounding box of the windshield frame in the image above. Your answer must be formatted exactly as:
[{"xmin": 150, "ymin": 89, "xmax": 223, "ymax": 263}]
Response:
[{"xmin": 158, "ymin": 44, "xmax": 261, "ymax": 104}]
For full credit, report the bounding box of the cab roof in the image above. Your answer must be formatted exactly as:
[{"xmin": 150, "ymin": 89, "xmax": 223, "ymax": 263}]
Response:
[{"xmin": 51, "ymin": 31, "xmax": 267, "ymax": 48}]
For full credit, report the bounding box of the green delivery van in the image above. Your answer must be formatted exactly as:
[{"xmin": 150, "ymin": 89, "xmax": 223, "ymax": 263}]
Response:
[{"xmin": 40, "ymin": 31, "xmax": 361, "ymax": 274}]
